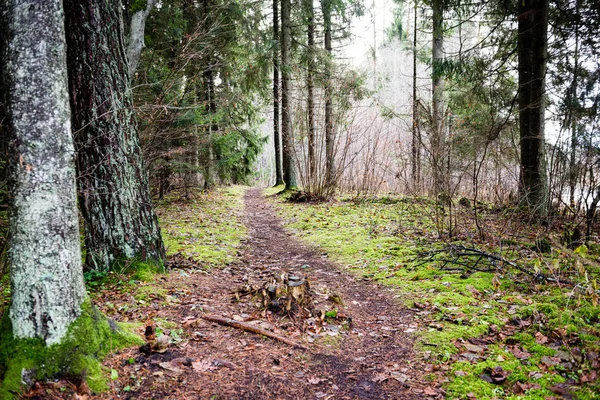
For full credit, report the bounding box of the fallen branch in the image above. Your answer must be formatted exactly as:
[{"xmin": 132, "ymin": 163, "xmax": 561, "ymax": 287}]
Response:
[
  {"xmin": 201, "ymin": 314, "xmax": 309, "ymax": 350},
  {"xmin": 418, "ymin": 245, "xmax": 573, "ymax": 285}
]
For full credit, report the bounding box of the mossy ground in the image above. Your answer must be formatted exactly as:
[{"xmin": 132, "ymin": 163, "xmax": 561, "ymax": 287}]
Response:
[
  {"xmin": 0, "ymin": 187, "xmax": 247, "ymax": 396},
  {"xmin": 156, "ymin": 186, "xmax": 247, "ymax": 268},
  {"xmin": 270, "ymin": 194, "xmax": 600, "ymax": 399},
  {"xmin": 0, "ymin": 299, "xmax": 143, "ymax": 398}
]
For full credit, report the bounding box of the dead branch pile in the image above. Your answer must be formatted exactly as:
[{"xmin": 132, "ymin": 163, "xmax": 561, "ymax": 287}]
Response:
[{"xmin": 417, "ymin": 245, "xmax": 573, "ymax": 285}]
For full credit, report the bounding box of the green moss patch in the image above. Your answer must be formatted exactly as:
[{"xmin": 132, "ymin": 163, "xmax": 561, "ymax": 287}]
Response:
[
  {"xmin": 0, "ymin": 299, "xmax": 143, "ymax": 398},
  {"xmin": 156, "ymin": 186, "xmax": 247, "ymax": 268},
  {"xmin": 268, "ymin": 193, "xmax": 600, "ymax": 398}
]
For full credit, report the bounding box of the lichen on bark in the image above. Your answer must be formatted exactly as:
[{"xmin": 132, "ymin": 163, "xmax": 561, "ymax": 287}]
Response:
[{"xmin": 1, "ymin": 0, "xmax": 85, "ymax": 345}]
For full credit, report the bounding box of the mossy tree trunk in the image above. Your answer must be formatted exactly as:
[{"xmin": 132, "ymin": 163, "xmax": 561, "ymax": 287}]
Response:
[
  {"xmin": 64, "ymin": 0, "xmax": 166, "ymax": 272},
  {"xmin": 1, "ymin": 0, "xmax": 85, "ymax": 345}
]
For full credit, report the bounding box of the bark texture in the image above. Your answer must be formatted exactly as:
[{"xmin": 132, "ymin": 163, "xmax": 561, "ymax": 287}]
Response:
[
  {"xmin": 126, "ymin": 0, "xmax": 157, "ymax": 77},
  {"xmin": 1, "ymin": 0, "xmax": 85, "ymax": 345},
  {"xmin": 431, "ymin": 0, "xmax": 445, "ymax": 197},
  {"xmin": 411, "ymin": 0, "xmax": 420, "ymax": 192},
  {"xmin": 273, "ymin": 0, "xmax": 284, "ymax": 186},
  {"xmin": 518, "ymin": 0, "xmax": 548, "ymax": 216},
  {"xmin": 64, "ymin": 0, "xmax": 165, "ymax": 271},
  {"xmin": 306, "ymin": 0, "xmax": 316, "ymax": 184},
  {"xmin": 322, "ymin": 0, "xmax": 335, "ymax": 193},
  {"xmin": 281, "ymin": 0, "xmax": 297, "ymax": 189}
]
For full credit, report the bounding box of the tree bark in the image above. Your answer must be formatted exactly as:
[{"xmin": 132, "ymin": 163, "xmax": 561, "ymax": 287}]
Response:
[
  {"xmin": 431, "ymin": 0, "xmax": 445, "ymax": 197},
  {"xmin": 306, "ymin": 0, "xmax": 316, "ymax": 185},
  {"xmin": 411, "ymin": 0, "xmax": 420, "ymax": 192},
  {"xmin": 126, "ymin": 0, "xmax": 157, "ymax": 78},
  {"xmin": 273, "ymin": 0, "xmax": 284, "ymax": 186},
  {"xmin": 1, "ymin": 0, "xmax": 85, "ymax": 345},
  {"xmin": 281, "ymin": 0, "xmax": 297, "ymax": 189},
  {"xmin": 322, "ymin": 0, "xmax": 335, "ymax": 193},
  {"xmin": 518, "ymin": 0, "xmax": 549, "ymax": 217},
  {"xmin": 568, "ymin": 0, "xmax": 580, "ymax": 211},
  {"xmin": 64, "ymin": 0, "xmax": 166, "ymax": 271}
]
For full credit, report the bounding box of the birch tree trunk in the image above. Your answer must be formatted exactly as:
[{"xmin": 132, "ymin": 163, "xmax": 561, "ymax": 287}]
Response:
[
  {"xmin": 281, "ymin": 0, "xmax": 297, "ymax": 189},
  {"xmin": 125, "ymin": 0, "xmax": 157, "ymax": 78},
  {"xmin": 1, "ymin": 0, "xmax": 85, "ymax": 345},
  {"xmin": 64, "ymin": 0, "xmax": 165, "ymax": 271}
]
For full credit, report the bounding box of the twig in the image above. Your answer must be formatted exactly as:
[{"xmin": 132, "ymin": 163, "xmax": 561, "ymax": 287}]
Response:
[{"xmin": 201, "ymin": 314, "xmax": 309, "ymax": 350}]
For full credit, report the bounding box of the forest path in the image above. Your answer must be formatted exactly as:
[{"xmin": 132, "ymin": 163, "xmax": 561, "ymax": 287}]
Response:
[{"xmin": 96, "ymin": 188, "xmax": 434, "ymax": 399}]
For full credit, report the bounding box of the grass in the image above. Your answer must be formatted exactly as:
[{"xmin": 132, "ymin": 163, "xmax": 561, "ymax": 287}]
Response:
[{"xmin": 269, "ymin": 194, "xmax": 600, "ymax": 399}]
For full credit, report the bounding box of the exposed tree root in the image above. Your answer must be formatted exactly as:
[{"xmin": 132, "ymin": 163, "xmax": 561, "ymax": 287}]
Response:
[{"xmin": 201, "ymin": 314, "xmax": 309, "ymax": 350}]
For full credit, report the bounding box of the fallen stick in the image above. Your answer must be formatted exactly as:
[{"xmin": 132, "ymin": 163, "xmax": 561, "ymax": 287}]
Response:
[{"xmin": 201, "ymin": 314, "xmax": 309, "ymax": 350}]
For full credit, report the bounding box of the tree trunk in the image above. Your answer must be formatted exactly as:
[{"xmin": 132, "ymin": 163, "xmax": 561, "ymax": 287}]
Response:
[
  {"xmin": 1, "ymin": 0, "xmax": 85, "ymax": 345},
  {"xmin": 273, "ymin": 0, "xmax": 284, "ymax": 186},
  {"xmin": 64, "ymin": 0, "xmax": 166, "ymax": 272},
  {"xmin": 568, "ymin": 0, "xmax": 580, "ymax": 211},
  {"xmin": 306, "ymin": 0, "xmax": 316, "ymax": 186},
  {"xmin": 323, "ymin": 0, "xmax": 335, "ymax": 193},
  {"xmin": 431, "ymin": 0, "xmax": 445, "ymax": 197},
  {"xmin": 411, "ymin": 0, "xmax": 420, "ymax": 192},
  {"xmin": 518, "ymin": 0, "xmax": 549, "ymax": 217},
  {"xmin": 281, "ymin": 0, "xmax": 297, "ymax": 189},
  {"xmin": 125, "ymin": 0, "xmax": 157, "ymax": 78}
]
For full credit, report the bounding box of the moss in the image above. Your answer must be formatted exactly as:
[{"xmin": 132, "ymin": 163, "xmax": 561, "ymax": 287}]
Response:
[
  {"xmin": 0, "ymin": 299, "xmax": 143, "ymax": 398},
  {"xmin": 263, "ymin": 184, "xmax": 286, "ymax": 197},
  {"xmin": 134, "ymin": 285, "xmax": 167, "ymax": 303},
  {"xmin": 157, "ymin": 187, "xmax": 246, "ymax": 268},
  {"xmin": 267, "ymin": 192, "xmax": 600, "ymax": 396}
]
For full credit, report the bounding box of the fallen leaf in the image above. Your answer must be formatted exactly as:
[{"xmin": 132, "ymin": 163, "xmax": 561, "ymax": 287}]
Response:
[
  {"xmin": 535, "ymin": 331, "xmax": 548, "ymax": 344},
  {"xmin": 212, "ymin": 359, "xmax": 237, "ymax": 369},
  {"xmin": 463, "ymin": 343, "xmax": 485, "ymax": 353},
  {"xmin": 540, "ymin": 356, "xmax": 559, "ymax": 367},
  {"xmin": 308, "ymin": 376, "xmax": 326, "ymax": 385},
  {"xmin": 373, "ymin": 373, "xmax": 389, "ymax": 383},
  {"xmin": 158, "ymin": 361, "xmax": 183, "ymax": 375},
  {"xmin": 513, "ymin": 382, "xmax": 541, "ymax": 394},
  {"xmin": 509, "ymin": 346, "xmax": 531, "ymax": 360},
  {"xmin": 390, "ymin": 372, "xmax": 409, "ymax": 383},
  {"xmin": 192, "ymin": 359, "xmax": 213, "ymax": 373},
  {"xmin": 423, "ymin": 386, "xmax": 437, "ymax": 396}
]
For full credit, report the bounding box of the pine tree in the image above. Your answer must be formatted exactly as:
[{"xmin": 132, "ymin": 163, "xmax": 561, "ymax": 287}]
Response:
[{"xmin": 64, "ymin": 0, "xmax": 166, "ymax": 271}]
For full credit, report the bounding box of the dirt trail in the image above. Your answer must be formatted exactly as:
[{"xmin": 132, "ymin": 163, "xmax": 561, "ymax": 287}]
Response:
[{"xmin": 98, "ymin": 189, "xmax": 432, "ymax": 399}]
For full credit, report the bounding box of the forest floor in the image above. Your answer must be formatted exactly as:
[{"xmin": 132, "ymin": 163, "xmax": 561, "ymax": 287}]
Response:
[
  {"xmin": 6, "ymin": 186, "xmax": 600, "ymax": 399},
  {"xmin": 21, "ymin": 188, "xmax": 431, "ymax": 399}
]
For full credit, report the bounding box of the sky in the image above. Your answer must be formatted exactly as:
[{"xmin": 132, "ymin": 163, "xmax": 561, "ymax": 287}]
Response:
[{"xmin": 344, "ymin": 0, "xmax": 396, "ymax": 67}]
